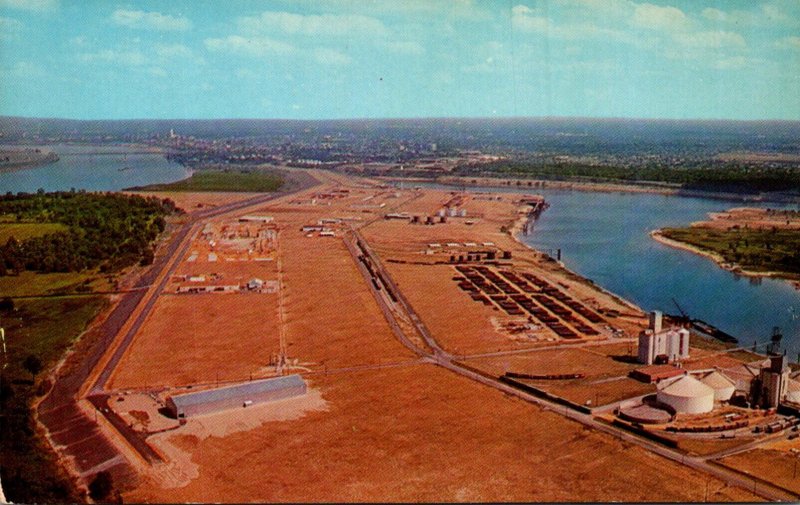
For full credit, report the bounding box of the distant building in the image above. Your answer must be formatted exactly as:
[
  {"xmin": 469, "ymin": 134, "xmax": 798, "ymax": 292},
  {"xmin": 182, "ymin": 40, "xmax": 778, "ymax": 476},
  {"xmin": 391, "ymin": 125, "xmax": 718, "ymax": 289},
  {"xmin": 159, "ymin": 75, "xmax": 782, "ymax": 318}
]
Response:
[
  {"xmin": 638, "ymin": 311, "xmax": 690, "ymax": 365},
  {"xmin": 238, "ymin": 215, "xmax": 274, "ymax": 223},
  {"xmin": 246, "ymin": 278, "xmax": 264, "ymax": 290},
  {"xmin": 165, "ymin": 374, "xmax": 307, "ymax": 419}
]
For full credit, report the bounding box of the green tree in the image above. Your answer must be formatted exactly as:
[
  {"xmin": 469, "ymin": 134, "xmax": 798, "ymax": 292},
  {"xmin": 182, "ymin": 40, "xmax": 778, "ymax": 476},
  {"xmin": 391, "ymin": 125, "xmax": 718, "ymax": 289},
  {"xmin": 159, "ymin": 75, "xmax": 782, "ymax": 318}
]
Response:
[{"xmin": 22, "ymin": 355, "xmax": 42, "ymax": 380}]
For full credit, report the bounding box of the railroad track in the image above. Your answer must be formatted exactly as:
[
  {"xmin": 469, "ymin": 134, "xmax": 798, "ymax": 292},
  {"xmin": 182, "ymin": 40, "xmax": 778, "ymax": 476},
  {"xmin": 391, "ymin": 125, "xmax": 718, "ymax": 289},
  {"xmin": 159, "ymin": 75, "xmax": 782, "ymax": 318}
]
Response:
[
  {"xmin": 349, "ymin": 229, "xmax": 798, "ymax": 502},
  {"xmin": 37, "ymin": 171, "xmax": 323, "ymax": 481}
]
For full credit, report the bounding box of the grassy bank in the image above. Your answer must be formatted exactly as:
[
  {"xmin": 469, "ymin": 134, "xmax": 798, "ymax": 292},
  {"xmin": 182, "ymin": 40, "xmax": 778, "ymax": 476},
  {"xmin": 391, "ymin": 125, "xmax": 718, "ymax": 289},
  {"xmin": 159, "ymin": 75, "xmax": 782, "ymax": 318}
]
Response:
[
  {"xmin": 131, "ymin": 169, "xmax": 284, "ymax": 192},
  {"xmin": 1, "ymin": 295, "xmax": 107, "ymax": 503},
  {"xmin": 0, "ymin": 222, "xmax": 67, "ymax": 243},
  {"xmin": 659, "ymin": 226, "xmax": 800, "ymax": 278}
]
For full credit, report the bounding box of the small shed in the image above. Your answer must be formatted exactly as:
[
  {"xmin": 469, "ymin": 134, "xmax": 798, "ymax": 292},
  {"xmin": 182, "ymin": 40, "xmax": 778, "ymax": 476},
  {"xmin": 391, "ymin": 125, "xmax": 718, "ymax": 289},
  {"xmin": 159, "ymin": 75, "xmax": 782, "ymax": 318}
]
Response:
[{"xmin": 166, "ymin": 374, "xmax": 307, "ymax": 419}]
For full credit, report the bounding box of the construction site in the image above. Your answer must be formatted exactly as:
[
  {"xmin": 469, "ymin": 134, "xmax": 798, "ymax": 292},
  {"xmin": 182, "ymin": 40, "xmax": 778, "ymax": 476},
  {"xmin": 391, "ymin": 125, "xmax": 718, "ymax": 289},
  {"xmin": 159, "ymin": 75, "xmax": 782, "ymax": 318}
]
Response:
[{"xmin": 40, "ymin": 170, "xmax": 800, "ymax": 502}]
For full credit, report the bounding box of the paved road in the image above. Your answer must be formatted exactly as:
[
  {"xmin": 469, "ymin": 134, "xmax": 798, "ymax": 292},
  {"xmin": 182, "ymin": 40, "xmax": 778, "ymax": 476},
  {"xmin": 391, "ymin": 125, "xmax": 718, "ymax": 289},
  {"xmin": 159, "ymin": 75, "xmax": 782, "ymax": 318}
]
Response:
[
  {"xmin": 37, "ymin": 172, "xmax": 321, "ymax": 484},
  {"xmin": 350, "ymin": 229, "xmax": 798, "ymax": 502}
]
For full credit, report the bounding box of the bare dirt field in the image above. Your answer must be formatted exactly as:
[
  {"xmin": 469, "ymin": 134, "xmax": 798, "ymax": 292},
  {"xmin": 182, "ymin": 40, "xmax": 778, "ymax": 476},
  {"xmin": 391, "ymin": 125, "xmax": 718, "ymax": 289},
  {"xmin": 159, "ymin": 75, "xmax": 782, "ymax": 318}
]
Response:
[
  {"xmin": 463, "ymin": 344, "xmax": 655, "ymax": 406},
  {"xmin": 108, "ymin": 292, "xmax": 282, "ymax": 389},
  {"xmin": 717, "ymin": 436, "xmax": 800, "ymax": 494},
  {"xmin": 691, "ymin": 207, "xmax": 800, "ymax": 231},
  {"xmin": 97, "ymin": 178, "xmax": 767, "ymax": 502},
  {"xmin": 124, "ymin": 364, "xmax": 758, "ymax": 503},
  {"xmin": 360, "ymin": 189, "xmax": 646, "ymax": 356}
]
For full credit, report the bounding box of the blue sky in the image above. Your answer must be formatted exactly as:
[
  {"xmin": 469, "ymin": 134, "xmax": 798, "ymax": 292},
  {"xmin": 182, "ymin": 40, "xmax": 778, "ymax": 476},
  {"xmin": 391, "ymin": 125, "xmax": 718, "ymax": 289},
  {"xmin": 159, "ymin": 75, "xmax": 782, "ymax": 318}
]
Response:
[{"xmin": 1, "ymin": 0, "xmax": 798, "ymax": 120}]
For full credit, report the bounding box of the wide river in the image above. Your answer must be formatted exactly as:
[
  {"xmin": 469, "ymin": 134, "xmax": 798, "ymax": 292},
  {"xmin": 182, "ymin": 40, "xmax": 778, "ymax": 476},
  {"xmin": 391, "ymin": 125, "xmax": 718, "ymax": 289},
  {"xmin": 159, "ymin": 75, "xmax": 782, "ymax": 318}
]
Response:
[
  {"xmin": 1, "ymin": 148, "xmax": 798, "ymax": 358},
  {"xmin": 0, "ymin": 144, "xmax": 189, "ymax": 193},
  {"xmin": 415, "ymin": 182, "xmax": 800, "ymax": 358}
]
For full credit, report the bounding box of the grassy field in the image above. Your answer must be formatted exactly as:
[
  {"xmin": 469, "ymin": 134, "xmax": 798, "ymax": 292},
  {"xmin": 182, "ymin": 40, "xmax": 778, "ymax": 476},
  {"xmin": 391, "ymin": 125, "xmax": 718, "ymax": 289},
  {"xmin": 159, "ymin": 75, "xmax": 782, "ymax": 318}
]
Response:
[
  {"xmin": 660, "ymin": 226, "xmax": 800, "ymax": 277},
  {"xmin": 0, "ymin": 222, "xmax": 67, "ymax": 243},
  {"xmin": 132, "ymin": 169, "xmax": 284, "ymax": 192},
  {"xmin": 1, "ymin": 295, "xmax": 107, "ymax": 503},
  {"xmin": 0, "ymin": 270, "xmax": 112, "ymax": 297}
]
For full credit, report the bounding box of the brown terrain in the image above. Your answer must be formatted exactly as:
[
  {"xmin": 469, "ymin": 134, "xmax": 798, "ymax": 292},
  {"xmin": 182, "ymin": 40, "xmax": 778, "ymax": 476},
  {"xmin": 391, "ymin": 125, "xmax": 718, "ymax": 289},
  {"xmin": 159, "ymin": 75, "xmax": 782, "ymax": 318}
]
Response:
[
  {"xmin": 53, "ymin": 171, "xmax": 785, "ymax": 502},
  {"xmin": 691, "ymin": 207, "xmax": 800, "ymax": 231}
]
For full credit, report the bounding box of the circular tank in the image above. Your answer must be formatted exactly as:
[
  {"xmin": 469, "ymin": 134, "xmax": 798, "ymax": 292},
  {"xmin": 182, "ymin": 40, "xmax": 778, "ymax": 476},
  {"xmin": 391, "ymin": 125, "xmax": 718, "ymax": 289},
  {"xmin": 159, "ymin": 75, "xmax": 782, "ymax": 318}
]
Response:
[
  {"xmin": 656, "ymin": 374, "xmax": 714, "ymax": 414},
  {"xmin": 700, "ymin": 371, "xmax": 736, "ymax": 402}
]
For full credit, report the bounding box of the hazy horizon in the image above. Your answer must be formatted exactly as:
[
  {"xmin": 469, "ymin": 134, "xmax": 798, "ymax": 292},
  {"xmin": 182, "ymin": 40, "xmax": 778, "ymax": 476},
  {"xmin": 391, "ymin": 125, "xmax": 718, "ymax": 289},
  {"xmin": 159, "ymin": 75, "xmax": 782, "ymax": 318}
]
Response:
[{"xmin": 4, "ymin": 114, "xmax": 800, "ymax": 124}]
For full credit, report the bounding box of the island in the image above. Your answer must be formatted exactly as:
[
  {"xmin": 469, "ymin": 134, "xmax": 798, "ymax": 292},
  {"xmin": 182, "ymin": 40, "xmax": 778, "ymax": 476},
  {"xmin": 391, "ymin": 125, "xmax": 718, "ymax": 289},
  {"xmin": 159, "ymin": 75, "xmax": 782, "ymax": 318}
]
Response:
[{"xmin": 653, "ymin": 207, "xmax": 800, "ymax": 286}]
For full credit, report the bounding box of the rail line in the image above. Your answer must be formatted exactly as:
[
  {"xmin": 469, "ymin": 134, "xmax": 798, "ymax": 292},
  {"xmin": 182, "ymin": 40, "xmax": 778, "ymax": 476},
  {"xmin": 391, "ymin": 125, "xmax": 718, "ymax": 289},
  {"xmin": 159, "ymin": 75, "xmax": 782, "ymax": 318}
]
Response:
[
  {"xmin": 36, "ymin": 171, "xmax": 322, "ymax": 480},
  {"xmin": 348, "ymin": 229, "xmax": 798, "ymax": 502}
]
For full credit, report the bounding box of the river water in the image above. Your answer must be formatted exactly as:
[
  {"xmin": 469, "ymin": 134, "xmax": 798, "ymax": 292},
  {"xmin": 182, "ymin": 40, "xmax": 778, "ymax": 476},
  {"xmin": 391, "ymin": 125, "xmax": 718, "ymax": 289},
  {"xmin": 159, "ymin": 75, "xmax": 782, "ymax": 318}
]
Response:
[
  {"xmin": 414, "ymin": 182, "xmax": 800, "ymax": 358},
  {"xmin": 2, "ymin": 149, "xmax": 798, "ymax": 357},
  {"xmin": 0, "ymin": 144, "xmax": 189, "ymax": 193}
]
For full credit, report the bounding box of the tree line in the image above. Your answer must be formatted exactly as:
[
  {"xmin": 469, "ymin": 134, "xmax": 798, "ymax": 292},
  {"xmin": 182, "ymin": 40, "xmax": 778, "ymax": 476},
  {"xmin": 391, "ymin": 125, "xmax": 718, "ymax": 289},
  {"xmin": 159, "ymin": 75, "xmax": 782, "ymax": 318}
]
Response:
[
  {"xmin": 459, "ymin": 161, "xmax": 800, "ymax": 193},
  {"xmin": 0, "ymin": 190, "xmax": 178, "ymax": 275}
]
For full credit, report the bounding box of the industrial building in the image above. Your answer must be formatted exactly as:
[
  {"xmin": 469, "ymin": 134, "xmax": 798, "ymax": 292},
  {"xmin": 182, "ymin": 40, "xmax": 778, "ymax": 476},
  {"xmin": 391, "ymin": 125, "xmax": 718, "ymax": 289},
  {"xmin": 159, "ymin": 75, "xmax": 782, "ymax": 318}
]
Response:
[
  {"xmin": 638, "ymin": 311, "xmax": 690, "ymax": 365},
  {"xmin": 751, "ymin": 355, "xmax": 791, "ymax": 409},
  {"xmin": 656, "ymin": 374, "xmax": 715, "ymax": 414},
  {"xmin": 165, "ymin": 374, "xmax": 307, "ymax": 419},
  {"xmin": 238, "ymin": 215, "xmax": 274, "ymax": 223}
]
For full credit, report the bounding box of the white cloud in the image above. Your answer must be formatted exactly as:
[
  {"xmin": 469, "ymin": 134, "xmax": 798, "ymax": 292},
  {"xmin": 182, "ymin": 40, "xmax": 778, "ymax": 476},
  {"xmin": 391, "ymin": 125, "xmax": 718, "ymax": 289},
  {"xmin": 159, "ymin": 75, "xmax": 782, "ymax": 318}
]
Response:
[
  {"xmin": 761, "ymin": 4, "xmax": 790, "ymax": 23},
  {"xmin": 702, "ymin": 4, "xmax": 798, "ymax": 28},
  {"xmin": 79, "ymin": 49, "xmax": 148, "ymax": 66},
  {"xmin": 0, "ymin": 15, "xmax": 22, "ymax": 37},
  {"xmin": 69, "ymin": 35, "xmax": 88, "ymax": 47},
  {"xmin": 238, "ymin": 11, "xmax": 387, "ymax": 37},
  {"xmin": 204, "ymin": 36, "xmax": 295, "ymax": 57},
  {"xmin": 776, "ymin": 36, "xmax": 800, "ymax": 49},
  {"xmin": 147, "ymin": 66, "xmax": 167, "ymax": 77},
  {"xmin": 236, "ymin": 68, "xmax": 259, "ymax": 80},
  {"xmin": 631, "ymin": 3, "xmax": 689, "ymax": 32},
  {"xmin": 0, "ymin": 0, "xmax": 58, "ymax": 12},
  {"xmin": 701, "ymin": 7, "xmax": 728, "ymax": 23},
  {"xmin": 385, "ymin": 41, "xmax": 425, "ymax": 55},
  {"xmin": 712, "ymin": 56, "xmax": 749, "ymax": 70},
  {"xmin": 673, "ymin": 30, "xmax": 746, "ymax": 49},
  {"xmin": 9, "ymin": 61, "xmax": 45, "ymax": 77},
  {"xmin": 511, "ymin": 6, "xmax": 632, "ymax": 43},
  {"xmin": 313, "ymin": 48, "xmax": 352, "ymax": 66},
  {"xmin": 155, "ymin": 43, "xmax": 205, "ymax": 65},
  {"xmin": 111, "ymin": 9, "xmax": 192, "ymax": 31}
]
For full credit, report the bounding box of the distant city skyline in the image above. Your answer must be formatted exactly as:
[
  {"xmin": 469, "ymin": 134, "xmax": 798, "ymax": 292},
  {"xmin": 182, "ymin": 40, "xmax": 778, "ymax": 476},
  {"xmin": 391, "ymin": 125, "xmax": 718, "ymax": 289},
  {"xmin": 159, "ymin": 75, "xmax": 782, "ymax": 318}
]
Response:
[{"xmin": 1, "ymin": 0, "xmax": 799, "ymax": 121}]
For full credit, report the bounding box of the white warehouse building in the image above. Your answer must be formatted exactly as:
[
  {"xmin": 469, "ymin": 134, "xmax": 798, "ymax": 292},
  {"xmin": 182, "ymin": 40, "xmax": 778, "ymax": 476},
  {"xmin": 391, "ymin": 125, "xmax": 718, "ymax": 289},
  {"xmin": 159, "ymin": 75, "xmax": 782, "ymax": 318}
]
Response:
[{"xmin": 166, "ymin": 374, "xmax": 307, "ymax": 419}]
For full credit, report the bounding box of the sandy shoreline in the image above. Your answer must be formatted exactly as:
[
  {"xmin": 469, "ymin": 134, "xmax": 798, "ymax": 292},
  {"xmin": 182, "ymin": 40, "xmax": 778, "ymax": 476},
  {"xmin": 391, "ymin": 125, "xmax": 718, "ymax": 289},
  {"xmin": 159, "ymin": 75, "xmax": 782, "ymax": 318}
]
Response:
[{"xmin": 650, "ymin": 229, "xmax": 800, "ymax": 289}]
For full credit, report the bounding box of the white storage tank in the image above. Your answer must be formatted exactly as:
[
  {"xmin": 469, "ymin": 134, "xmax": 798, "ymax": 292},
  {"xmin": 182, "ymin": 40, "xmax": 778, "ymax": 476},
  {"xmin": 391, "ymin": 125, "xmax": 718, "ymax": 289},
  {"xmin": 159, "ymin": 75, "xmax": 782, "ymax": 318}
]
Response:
[
  {"xmin": 700, "ymin": 371, "xmax": 736, "ymax": 402},
  {"xmin": 656, "ymin": 374, "xmax": 714, "ymax": 414}
]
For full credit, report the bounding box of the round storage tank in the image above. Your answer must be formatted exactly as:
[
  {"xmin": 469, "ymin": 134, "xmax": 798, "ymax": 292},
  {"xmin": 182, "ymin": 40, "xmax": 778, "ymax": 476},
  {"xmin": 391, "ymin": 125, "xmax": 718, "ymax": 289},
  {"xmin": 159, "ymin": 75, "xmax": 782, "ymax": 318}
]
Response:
[
  {"xmin": 656, "ymin": 374, "xmax": 714, "ymax": 414},
  {"xmin": 700, "ymin": 371, "xmax": 736, "ymax": 402}
]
